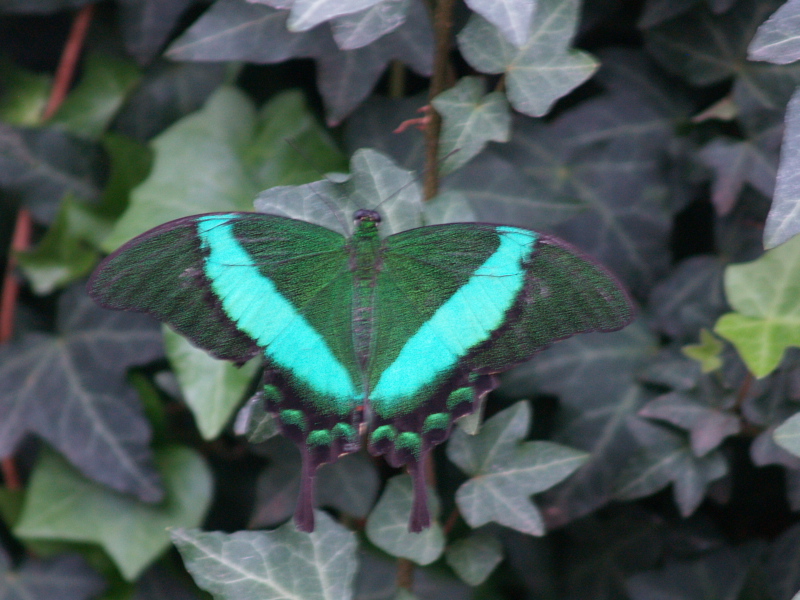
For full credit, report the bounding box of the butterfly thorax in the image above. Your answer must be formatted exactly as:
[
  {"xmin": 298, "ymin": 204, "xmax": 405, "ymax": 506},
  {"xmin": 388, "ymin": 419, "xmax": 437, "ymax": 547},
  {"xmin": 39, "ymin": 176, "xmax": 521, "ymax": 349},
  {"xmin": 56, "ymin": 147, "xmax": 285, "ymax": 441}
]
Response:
[{"xmin": 349, "ymin": 216, "xmax": 382, "ymax": 376}]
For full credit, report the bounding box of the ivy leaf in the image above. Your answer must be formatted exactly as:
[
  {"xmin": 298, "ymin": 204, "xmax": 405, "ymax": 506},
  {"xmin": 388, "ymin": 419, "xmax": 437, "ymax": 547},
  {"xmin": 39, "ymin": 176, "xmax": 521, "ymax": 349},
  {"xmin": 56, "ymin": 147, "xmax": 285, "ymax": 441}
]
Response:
[
  {"xmin": 116, "ymin": 0, "xmax": 196, "ymax": 64},
  {"xmin": 682, "ymin": 329, "xmax": 725, "ymax": 373},
  {"xmin": 774, "ymin": 412, "xmax": 800, "ymax": 457},
  {"xmin": 255, "ymin": 148, "xmax": 423, "ymax": 236},
  {"xmin": 614, "ymin": 420, "xmax": 728, "ymax": 516},
  {"xmin": 50, "ymin": 53, "xmax": 141, "ymax": 140},
  {"xmin": 505, "ymin": 324, "xmax": 660, "ymax": 527},
  {"xmin": 0, "ymin": 286, "xmax": 163, "ymax": 501},
  {"xmin": 164, "ymin": 326, "xmax": 260, "ymax": 440},
  {"xmin": 749, "ymin": 0, "xmax": 800, "ymax": 65},
  {"xmin": 463, "ymin": 0, "xmax": 537, "ymax": 47},
  {"xmin": 15, "ymin": 446, "xmax": 212, "ymax": 581},
  {"xmin": 715, "ymin": 234, "xmax": 800, "ymax": 377},
  {"xmin": 765, "ymin": 522, "xmax": 800, "ymax": 600},
  {"xmin": 447, "ymin": 401, "xmax": 588, "ymax": 535},
  {"xmin": 0, "ymin": 123, "xmax": 102, "ymax": 222},
  {"xmin": 457, "ymin": 0, "xmax": 598, "ymax": 117},
  {"xmin": 113, "ymin": 62, "xmax": 231, "ymax": 142},
  {"xmin": 699, "ymin": 135, "xmax": 777, "ymax": 216},
  {"xmin": 132, "ymin": 565, "xmax": 200, "ymax": 600},
  {"xmin": 445, "ymin": 531, "xmax": 503, "ymax": 586},
  {"xmin": 365, "ymin": 475, "xmax": 445, "ymax": 565},
  {"xmin": 16, "ymin": 194, "xmax": 98, "ymax": 295},
  {"xmin": 167, "ymin": 0, "xmax": 432, "ymax": 124},
  {"xmin": 649, "ymin": 256, "xmax": 727, "ymax": 341},
  {"xmin": 0, "ymin": 59, "xmax": 51, "ymax": 126},
  {"xmin": 431, "ymin": 76, "xmax": 511, "ymax": 176},
  {"xmin": 259, "ymin": 0, "xmax": 386, "ymax": 31},
  {"xmin": 639, "ymin": 392, "xmax": 740, "ymax": 456},
  {"xmin": 234, "ymin": 392, "xmax": 280, "ymax": 443},
  {"xmin": 329, "ymin": 0, "xmax": 408, "ymax": 50},
  {"xmin": 765, "ymin": 88, "xmax": 800, "ymax": 249},
  {"xmin": 104, "ymin": 87, "xmax": 345, "ymax": 250},
  {"xmin": 0, "ymin": 553, "xmax": 105, "ymax": 600},
  {"xmin": 645, "ymin": 0, "xmax": 780, "ymax": 86},
  {"xmin": 172, "ymin": 511, "xmax": 358, "ymax": 600},
  {"xmin": 625, "ymin": 544, "xmax": 762, "ymax": 600}
]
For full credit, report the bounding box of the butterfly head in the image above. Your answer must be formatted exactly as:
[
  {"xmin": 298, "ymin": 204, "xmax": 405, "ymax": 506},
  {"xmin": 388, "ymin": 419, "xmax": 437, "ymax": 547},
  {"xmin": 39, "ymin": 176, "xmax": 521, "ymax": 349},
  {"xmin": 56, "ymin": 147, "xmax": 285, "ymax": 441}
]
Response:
[{"xmin": 353, "ymin": 209, "xmax": 381, "ymax": 224}]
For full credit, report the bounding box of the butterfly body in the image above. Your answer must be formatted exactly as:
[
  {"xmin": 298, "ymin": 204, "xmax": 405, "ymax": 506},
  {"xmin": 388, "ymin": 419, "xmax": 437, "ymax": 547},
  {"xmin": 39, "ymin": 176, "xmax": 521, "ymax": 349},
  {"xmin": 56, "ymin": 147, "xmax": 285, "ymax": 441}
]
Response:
[{"xmin": 89, "ymin": 209, "xmax": 633, "ymax": 532}]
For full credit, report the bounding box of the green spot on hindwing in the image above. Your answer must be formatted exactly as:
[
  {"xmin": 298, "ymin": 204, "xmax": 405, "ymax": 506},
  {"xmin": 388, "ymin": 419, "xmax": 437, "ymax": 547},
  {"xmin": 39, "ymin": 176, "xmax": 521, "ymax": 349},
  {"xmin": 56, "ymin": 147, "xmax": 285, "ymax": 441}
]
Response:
[
  {"xmin": 279, "ymin": 409, "xmax": 307, "ymax": 432},
  {"xmin": 423, "ymin": 413, "xmax": 450, "ymax": 432},
  {"xmin": 263, "ymin": 384, "xmax": 282, "ymax": 404},
  {"xmin": 332, "ymin": 422, "xmax": 357, "ymax": 441},
  {"xmin": 396, "ymin": 432, "xmax": 422, "ymax": 457},
  {"xmin": 447, "ymin": 387, "xmax": 474, "ymax": 410},
  {"xmin": 307, "ymin": 429, "xmax": 333, "ymax": 446},
  {"xmin": 370, "ymin": 425, "xmax": 398, "ymax": 445}
]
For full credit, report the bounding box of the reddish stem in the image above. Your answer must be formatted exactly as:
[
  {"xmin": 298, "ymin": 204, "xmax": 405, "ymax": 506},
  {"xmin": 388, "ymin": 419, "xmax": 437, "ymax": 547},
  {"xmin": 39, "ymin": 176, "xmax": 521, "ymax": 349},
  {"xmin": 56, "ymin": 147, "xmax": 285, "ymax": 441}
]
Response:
[
  {"xmin": 0, "ymin": 3, "xmax": 96, "ymax": 490},
  {"xmin": 42, "ymin": 3, "xmax": 96, "ymax": 121},
  {"xmin": 0, "ymin": 209, "xmax": 32, "ymax": 344}
]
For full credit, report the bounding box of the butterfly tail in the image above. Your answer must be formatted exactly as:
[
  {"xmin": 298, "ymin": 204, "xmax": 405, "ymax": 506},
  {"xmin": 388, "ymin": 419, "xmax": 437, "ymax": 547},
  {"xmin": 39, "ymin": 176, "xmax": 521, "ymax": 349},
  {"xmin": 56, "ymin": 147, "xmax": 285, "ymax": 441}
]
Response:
[
  {"xmin": 408, "ymin": 458, "xmax": 431, "ymax": 533},
  {"xmin": 294, "ymin": 447, "xmax": 317, "ymax": 532}
]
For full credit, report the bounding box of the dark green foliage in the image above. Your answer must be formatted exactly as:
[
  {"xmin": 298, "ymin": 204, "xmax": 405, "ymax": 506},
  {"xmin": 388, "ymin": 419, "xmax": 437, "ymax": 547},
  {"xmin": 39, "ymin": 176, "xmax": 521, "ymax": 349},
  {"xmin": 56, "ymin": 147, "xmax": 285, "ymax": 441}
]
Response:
[{"xmin": 5, "ymin": 0, "xmax": 800, "ymax": 598}]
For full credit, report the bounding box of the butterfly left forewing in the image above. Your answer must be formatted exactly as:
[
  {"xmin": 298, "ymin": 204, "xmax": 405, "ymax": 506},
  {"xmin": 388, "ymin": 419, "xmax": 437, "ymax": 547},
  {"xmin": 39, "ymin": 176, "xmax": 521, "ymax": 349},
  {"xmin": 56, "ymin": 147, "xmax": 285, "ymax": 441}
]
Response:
[{"xmin": 90, "ymin": 212, "xmax": 363, "ymax": 531}]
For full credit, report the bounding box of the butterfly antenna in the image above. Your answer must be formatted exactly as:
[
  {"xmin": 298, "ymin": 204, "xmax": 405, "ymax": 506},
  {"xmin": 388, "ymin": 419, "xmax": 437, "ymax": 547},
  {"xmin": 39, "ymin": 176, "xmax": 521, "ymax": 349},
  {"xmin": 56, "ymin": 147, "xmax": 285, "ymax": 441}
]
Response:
[
  {"xmin": 371, "ymin": 147, "xmax": 462, "ymax": 223},
  {"xmin": 283, "ymin": 137, "xmax": 349, "ymax": 233}
]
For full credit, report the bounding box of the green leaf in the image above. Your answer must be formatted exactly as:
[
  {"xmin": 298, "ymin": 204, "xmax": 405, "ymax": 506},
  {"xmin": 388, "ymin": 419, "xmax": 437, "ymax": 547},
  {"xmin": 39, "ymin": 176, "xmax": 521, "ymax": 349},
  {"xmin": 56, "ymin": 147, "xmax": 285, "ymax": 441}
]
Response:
[
  {"xmin": 639, "ymin": 392, "xmax": 741, "ymax": 456},
  {"xmin": 104, "ymin": 87, "xmax": 345, "ymax": 250},
  {"xmin": 365, "ymin": 475, "xmax": 445, "ymax": 565},
  {"xmin": 164, "ymin": 326, "xmax": 260, "ymax": 440},
  {"xmin": 0, "ymin": 287, "xmax": 163, "ymax": 501},
  {"xmin": 0, "ymin": 553, "xmax": 106, "ymax": 600},
  {"xmin": 276, "ymin": 0, "xmax": 385, "ymax": 31},
  {"xmin": 51, "ymin": 53, "xmax": 141, "ymax": 140},
  {"xmin": 243, "ymin": 89, "xmax": 347, "ymax": 186},
  {"xmin": 457, "ymin": 0, "xmax": 598, "ymax": 117},
  {"xmin": 714, "ymin": 234, "xmax": 800, "ymax": 377},
  {"xmin": 774, "ymin": 412, "xmax": 800, "ymax": 457},
  {"xmin": 445, "ymin": 531, "xmax": 503, "ymax": 586},
  {"xmin": 464, "ymin": 0, "xmax": 537, "ymax": 47},
  {"xmin": 765, "ymin": 87, "xmax": 800, "ymax": 248},
  {"xmin": 15, "ymin": 446, "xmax": 212, "ymax": 581},
  {"xmin": 447, "ymin": 401, "xmax": 588, "ymax": 535},
  {"xmin": 0, "ymin": 59, "xmax": 51, "ymax": 126},
  {"xmin": 329, "ymin": 0, "xmax": 408, "ymax": 50},
  {"xmin": 645, "ymin": 0, "xmax": 779, "ymax": 86},
  {"xmin": 749, "ymin": 0, "xmax": 800, "ymax": 64},
  {"xmin": 103, "ymin": 86, "xmax": 255, "ymax": 249},
  {"xmin": 682, "ymin": 329, "xmax": 725, "ymax": 373},
  {"xmin": 504, "ymin": 323, "xmax": 660, "ymax": 526},
  {"xmin": 614, "ymin": 420, "xmax": 727, "ymax": 516},
  {"xmin": 17, "ymin": 194, "xmax": 98, "ymax": 295},
  {"xmin": 172, "ymin": 511, "xmax": 358, "ymax": 600},
  {"xmin": 431, "ymin": 76, "xmax": 510, "ymax": 176}
]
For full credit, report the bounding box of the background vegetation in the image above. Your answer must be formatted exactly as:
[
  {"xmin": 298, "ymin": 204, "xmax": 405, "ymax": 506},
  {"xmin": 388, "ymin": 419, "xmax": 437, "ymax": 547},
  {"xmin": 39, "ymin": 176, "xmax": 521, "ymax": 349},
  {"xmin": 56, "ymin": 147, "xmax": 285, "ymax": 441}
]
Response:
[{"xmin": 3, "ymin": 0, "xmax": 800, "ymax": 598}]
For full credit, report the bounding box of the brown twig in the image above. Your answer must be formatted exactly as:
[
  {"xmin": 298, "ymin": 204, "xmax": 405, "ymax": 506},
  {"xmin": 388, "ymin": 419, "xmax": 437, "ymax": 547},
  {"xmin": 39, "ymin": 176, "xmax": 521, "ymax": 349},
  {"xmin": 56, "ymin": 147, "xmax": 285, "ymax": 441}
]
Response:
[
  {"xmin": 41, "ymin": 3, "xmax": 95, "ymax": 121},
  {"xmin": 734, "ymin": 372, "xmax": 754, "ymax": 412},
  {"xmin": 0, "ymin": 3, "xmax": 95, "ymax": 491},
  {"xmin": 0, "ymin": 209, "xmax": 32, "ymax": 344},
  {"xmin": 442, "ymin": 506, "xmax": 460, "ymax": 536},
  {"xmin": 422, "ymin": 0, "xmax": 457, "ymax": 201}
]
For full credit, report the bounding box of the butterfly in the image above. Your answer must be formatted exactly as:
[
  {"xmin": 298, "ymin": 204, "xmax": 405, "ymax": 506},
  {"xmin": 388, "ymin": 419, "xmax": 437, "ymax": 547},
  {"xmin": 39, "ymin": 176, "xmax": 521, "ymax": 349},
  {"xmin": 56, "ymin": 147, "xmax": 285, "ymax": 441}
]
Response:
[{"xmin": 88, "ymin": 206, "xmax": 633, "ymax": 533}]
